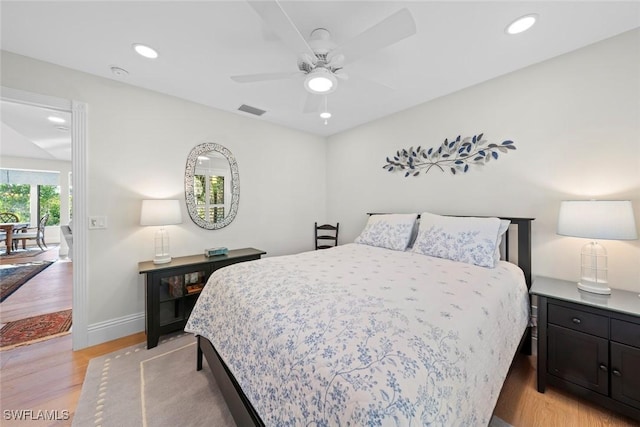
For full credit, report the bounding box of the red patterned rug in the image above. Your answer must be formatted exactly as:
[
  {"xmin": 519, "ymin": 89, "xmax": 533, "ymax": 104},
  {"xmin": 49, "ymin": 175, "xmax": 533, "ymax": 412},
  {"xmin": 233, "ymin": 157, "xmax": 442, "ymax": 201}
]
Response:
[{"xmin": 1, "ymin": 309, "xmax": 72, "ymax": 350}]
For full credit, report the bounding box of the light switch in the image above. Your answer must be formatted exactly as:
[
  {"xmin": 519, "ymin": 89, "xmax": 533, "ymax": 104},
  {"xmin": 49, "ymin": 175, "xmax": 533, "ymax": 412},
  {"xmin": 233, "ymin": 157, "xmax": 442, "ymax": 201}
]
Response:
[{"xmin": 88, "ymin": 216, "xmax": 107, "ymax": 229}]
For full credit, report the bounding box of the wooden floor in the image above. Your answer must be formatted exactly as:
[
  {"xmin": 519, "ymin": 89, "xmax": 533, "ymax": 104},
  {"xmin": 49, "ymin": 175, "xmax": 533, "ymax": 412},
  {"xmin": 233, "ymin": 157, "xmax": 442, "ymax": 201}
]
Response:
[
  {"xmin": 1, "ymin": 250, "xmax": 637, "ymax": 426},
  {"xmin": 494, "ymin": 354, "xmax": 637, "ymax": 426},
  {"xmin": 0, "ymin": 247, "xmax": 71, "ymax": 327}
]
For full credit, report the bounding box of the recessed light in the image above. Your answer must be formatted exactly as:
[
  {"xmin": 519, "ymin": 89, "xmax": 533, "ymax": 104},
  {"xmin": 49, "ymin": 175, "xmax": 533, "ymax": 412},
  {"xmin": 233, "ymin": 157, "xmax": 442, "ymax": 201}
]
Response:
[
  {"xmin": 133, "ymin": 43, "xmax": 159, "ymax": 59},
  {"xmin": 47, "ymin": 116, "xmax": 66, "ymax": 124},
  {"xmin": 506, "ymin": 14, "xmax": 538, "ymax": 35},
  {"xmin": 320, "ymin": 112, "xmax": 332, "ymax": 119}
]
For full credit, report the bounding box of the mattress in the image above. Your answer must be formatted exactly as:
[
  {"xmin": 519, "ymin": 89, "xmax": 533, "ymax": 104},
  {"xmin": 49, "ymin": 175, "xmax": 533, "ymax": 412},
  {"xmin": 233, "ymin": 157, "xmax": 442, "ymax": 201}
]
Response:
[{"xmin": 185, "ymin": 243, "xmax": 529, "ymax": 426}]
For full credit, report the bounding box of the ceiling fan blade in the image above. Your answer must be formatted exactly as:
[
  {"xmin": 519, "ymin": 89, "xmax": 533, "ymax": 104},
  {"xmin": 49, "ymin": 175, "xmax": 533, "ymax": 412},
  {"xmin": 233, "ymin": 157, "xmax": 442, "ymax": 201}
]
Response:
[
  {"xmin": 302, "ymin": 92, "xmax": 322, "ymax": 113},
  {"xmin": 248, "ymin": 0, "xmax": 316, "ymax": 58},
  {"xmin": 334, "ymin": 69, "xmax": 349, "ymax": 80},
  {"xmin": 231, "ymin": 71, "xmax": 301, "ymax": 83},
  {"xmin": 329, "ymin": 8, "xmax": 416, "ymax": 65},
  {"xmin": 326, "ymin": 53, "xmax": 344, "ymax": 68}
]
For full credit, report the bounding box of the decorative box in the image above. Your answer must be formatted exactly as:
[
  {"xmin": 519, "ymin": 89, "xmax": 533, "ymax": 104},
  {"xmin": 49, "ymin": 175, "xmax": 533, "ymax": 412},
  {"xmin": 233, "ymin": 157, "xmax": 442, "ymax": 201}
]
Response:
[{"xmin": 204, "ymin": 247, "xmax": 228, "ymax": 257}]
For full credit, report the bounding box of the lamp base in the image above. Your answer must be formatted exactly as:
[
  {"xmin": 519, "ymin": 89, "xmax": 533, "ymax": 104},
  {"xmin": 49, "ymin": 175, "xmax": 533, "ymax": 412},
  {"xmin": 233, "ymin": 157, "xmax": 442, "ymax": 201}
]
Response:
[
  {"xmin": 577, "ymin": 281, "xmax": 611, "ymax": 295},
  {"xmin": 152, "ymin": 227, "xmax": 171, "ymax": 264},
  {"xmin": 153, "ymin": 255, "xmax": 172, "ymax": 265}
]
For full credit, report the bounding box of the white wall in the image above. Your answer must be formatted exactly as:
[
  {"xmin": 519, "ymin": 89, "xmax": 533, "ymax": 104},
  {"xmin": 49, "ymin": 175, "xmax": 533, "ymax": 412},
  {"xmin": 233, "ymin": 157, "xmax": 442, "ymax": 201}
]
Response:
[
  {"xmin": 326, "ymin": 29, "xmax": 640, "ymax": 292},
  {"xmin": 1, "ymin": 51, "xmax": 326, "ymax": 339}
]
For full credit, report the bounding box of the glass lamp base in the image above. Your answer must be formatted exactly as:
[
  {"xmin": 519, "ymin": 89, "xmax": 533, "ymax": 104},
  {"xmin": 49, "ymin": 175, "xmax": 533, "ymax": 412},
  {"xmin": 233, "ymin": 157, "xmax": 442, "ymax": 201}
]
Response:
[
  {"xmin": 577, "ymin": 281, "xmax": 611, "ymax": 295},
  {"xmin": 152, "ymin": 228, "xmax": 171, "ymax": 264}
]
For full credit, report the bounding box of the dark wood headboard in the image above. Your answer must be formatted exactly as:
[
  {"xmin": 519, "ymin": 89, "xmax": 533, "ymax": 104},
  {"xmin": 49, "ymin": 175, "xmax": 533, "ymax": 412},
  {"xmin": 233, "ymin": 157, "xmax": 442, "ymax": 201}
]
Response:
[
  {"xmin": 499, "ymin": 217, "xmax": 534, "ymax": 289},
  {"xmin": 366, "ymin": 213, "xmax": 534, "ymax": 289}
]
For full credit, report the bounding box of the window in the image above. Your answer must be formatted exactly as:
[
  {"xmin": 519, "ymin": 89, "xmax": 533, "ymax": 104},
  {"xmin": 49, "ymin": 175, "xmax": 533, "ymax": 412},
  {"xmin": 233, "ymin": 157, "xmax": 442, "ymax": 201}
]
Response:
[
  {"xmin": 38, "ymin": 185, "xmax": 60, "ymax": 226},
  {"xmin": 0, "ymin": 169, "xmax": 61, "ymax": 225},
  {"xmin": 0, "ymin": 184, "xmax": 31, "ymax": 222}
]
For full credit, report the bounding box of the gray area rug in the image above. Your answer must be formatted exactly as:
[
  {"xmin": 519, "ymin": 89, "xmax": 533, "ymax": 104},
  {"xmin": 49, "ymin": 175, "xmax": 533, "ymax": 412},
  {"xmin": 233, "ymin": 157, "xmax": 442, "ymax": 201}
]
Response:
[
  {"xmin": 73, "ymin": 333, "xmax": 234, "ymax": 427},
  {"xmin": 74, "ymin": 333, "xmax": 513, "ymax": 426}
]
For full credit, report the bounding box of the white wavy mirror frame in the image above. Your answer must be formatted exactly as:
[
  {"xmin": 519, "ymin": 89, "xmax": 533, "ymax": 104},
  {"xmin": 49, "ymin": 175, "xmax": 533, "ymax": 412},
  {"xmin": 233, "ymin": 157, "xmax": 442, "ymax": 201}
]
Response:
[{"xmin": 185, "ymin": 143, "xmax": 239, "ymax": 229}]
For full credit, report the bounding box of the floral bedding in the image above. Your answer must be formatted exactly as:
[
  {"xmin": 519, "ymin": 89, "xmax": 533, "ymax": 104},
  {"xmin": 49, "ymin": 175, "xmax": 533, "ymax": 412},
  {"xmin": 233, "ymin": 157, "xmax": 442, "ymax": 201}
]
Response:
[{"xmin": 185, "ymin": 243, "xmax": 529, "ymax": 426}]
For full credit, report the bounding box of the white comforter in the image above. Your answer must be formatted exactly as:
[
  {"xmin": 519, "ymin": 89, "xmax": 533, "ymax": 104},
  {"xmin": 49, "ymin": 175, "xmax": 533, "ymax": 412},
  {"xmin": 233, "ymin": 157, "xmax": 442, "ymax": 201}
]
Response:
[{"xmin": 185, "ymin": 243, "xmax": 529, "ymax": 426}]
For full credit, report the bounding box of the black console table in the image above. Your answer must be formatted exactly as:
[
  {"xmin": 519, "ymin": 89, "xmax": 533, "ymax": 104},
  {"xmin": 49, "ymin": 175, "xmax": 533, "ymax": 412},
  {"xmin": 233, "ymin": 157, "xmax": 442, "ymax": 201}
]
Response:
[{"xmin": 138, "ymin": 248, "xmax": 266, "ymax": 349}]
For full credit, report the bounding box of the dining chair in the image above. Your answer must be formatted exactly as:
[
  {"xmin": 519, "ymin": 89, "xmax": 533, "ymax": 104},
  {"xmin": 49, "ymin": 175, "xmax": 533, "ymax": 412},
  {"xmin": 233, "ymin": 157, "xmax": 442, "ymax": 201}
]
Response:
[{"xmin": 13, "ymin": 213, "xmax": 49, "ymax": 251}]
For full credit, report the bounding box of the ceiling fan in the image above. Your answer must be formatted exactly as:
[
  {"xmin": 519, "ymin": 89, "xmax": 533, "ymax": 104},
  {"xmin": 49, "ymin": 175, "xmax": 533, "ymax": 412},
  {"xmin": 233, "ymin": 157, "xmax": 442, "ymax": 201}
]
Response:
[{"xmin": 231, "ymin": 1, "xmax": 417, "ymax": 113}]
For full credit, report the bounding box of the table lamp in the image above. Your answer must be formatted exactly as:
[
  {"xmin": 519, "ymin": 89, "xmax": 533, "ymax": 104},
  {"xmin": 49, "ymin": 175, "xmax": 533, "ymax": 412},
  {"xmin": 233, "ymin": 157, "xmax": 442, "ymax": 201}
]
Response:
[
  {"xmin": 140, "ymin": 199, "xmax": 182, "ymax": 264},
  {"xmin": 557, "ymin": 200, "xmax": 638, "ymax": 295}
]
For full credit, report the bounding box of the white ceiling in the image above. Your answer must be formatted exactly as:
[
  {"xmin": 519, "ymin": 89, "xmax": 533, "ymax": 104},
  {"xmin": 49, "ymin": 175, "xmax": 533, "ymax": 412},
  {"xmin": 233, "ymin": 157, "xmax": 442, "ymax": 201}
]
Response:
[
  {"xmin": 1, "ymin": 1, "xmax": 639, "ymax": 145},
  {"xmin": 1, "ymin": 100, "xmax": 72, "ymax": 162}
]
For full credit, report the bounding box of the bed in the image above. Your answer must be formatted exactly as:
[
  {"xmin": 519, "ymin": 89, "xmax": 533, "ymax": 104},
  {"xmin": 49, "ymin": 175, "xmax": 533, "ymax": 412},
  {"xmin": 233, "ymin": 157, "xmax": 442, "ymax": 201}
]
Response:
[{"xmin": 185, "ymin": 213, "xmax": 533, "ymax": 426}]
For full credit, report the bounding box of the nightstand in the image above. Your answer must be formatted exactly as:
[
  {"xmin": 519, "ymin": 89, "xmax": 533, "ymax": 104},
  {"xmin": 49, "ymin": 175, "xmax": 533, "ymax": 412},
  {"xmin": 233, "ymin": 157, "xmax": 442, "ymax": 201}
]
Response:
[
  {"xmin": 139, "ymin": 248, "xmax": 266, "ymax": 349},
  {"xmin": 531, "ymin": 276, "xmax": 640, "ymax": 421}
]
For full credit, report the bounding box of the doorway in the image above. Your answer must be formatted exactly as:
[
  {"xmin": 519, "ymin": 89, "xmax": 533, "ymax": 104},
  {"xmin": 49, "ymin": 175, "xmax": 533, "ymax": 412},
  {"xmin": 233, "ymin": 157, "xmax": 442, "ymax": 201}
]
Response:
[{"xmin": 1, "ymin": 86, "xmax": 88, "ymax": 350}]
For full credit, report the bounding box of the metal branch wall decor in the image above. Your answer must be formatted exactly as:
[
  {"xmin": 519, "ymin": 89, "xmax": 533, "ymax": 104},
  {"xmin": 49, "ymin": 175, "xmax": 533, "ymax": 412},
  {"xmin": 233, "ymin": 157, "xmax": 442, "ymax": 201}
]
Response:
[{"xmin": 383, "ymin": 133, "xmax": 516, "ymax": 177}]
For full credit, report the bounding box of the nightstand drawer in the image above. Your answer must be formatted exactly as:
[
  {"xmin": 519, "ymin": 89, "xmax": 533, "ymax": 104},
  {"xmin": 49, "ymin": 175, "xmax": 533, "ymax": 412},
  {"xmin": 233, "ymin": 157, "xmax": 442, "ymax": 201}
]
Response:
[
  {"xmin": 548, "ymin": 303, "xmax": 608, "ymax": 338},
  {"xmin": 612, "ymin": 319, "xmax": 640, "ymax": 348}
]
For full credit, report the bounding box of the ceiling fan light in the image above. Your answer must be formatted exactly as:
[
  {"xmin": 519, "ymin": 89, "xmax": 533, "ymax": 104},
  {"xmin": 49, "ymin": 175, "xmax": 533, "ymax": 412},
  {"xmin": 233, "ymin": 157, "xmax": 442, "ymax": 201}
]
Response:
[
  {"xmin": 304, "ymin": 71, "xmax": 337, "ymax": 94},
  {"xmin": 307, "ymin": 76, "xmax": 333, "ymax": 93}
]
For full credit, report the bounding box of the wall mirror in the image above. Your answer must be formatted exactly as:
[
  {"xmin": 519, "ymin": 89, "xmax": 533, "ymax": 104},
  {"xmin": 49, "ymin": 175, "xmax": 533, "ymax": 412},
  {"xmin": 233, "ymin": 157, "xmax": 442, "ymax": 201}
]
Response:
[{"xmin": 185, "ymin": 142, "xmax": 239, "ymax": 229}]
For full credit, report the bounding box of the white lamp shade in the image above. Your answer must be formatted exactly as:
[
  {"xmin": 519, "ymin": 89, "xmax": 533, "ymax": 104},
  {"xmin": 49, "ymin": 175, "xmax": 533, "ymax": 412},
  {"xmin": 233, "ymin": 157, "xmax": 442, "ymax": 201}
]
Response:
[
  {"xmin": 140, "ymin": 199, "xmax": 183, "ymax": 226},
  {"xmin": 557, "ymin": 200, "xmax": 638, "ymax": 241}
]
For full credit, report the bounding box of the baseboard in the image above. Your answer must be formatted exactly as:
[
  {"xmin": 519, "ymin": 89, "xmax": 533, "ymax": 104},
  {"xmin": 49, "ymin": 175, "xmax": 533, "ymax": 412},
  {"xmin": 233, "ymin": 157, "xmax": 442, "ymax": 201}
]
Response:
[{"xmin": 87, "ymin": 312, "xmax": 145, "ymax": 347}]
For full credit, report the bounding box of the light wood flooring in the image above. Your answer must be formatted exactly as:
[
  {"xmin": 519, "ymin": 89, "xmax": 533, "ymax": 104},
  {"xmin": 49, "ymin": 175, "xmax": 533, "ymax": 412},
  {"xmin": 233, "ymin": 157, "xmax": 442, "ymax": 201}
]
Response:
[
  {"xmin": 0, "ymin": 247, "xmax": 71, "ymax": 327},
  {"xmin": 494, "ymin": 354, "xmax": 637, "ymax": 426},
  {"xmin": 1, "ymin": 251, "xmax": 637, "ymax": 426}
]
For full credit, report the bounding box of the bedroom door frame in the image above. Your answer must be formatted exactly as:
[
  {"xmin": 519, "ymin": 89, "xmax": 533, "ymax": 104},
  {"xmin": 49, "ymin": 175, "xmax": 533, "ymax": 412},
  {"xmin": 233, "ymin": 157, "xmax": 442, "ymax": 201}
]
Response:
[{"xmin": 1, "ymin": 86, "xmax": 89, "ymax": 350}]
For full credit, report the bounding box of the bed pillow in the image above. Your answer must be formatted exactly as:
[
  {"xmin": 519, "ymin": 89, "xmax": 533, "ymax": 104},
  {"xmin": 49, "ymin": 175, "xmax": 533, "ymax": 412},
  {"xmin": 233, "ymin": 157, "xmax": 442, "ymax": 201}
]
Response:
[
  {"xmin": 494, "ymin": 219, "xmax": 511, "ymax": 263},
  {"xmin": 411, "ymin": 212, "xmax": 502, "ymax": 268},
  {"xmin": 354, "ymin": 213, "xmax": 418, "ymax": 251}
]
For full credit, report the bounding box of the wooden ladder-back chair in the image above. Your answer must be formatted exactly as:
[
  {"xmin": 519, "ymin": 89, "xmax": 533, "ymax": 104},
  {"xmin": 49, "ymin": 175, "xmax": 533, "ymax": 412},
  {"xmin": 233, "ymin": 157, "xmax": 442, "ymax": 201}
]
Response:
[
  {"xmin": 14, "ymin": 213, "xmax": 49, "ymax": 251},
  {"xmin": 315, "ymin": 222, "xmax": 339, "ymax": 250}
]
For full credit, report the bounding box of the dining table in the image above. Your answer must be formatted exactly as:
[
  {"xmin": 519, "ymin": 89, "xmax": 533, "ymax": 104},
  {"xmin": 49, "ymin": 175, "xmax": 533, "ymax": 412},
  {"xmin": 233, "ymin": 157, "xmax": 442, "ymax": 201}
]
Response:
[{"xmin": 0, "ymin": 222, "xmax": 30, "ymax": 255}]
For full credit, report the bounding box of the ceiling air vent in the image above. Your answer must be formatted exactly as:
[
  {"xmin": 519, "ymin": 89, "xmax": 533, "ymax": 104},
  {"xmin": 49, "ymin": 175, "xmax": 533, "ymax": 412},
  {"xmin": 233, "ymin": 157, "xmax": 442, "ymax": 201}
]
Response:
[{"xmin": 238, "ymin": 104, "xmax": 266, "ymax": 116}]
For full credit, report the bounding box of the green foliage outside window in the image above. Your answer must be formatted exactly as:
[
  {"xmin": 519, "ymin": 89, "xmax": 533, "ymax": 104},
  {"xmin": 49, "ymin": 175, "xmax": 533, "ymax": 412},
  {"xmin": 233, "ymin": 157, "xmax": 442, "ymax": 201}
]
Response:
[
  {"xmin": 39, "ymin": 185, "xmax": 61, "ymax": 225},
  {"xmin": 0, "ymin": 184, "xmax": 31, "ymax": 222},
  {"xmin": 0, "ymin": 184, "xmax": 61, "ymax": 225}
]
